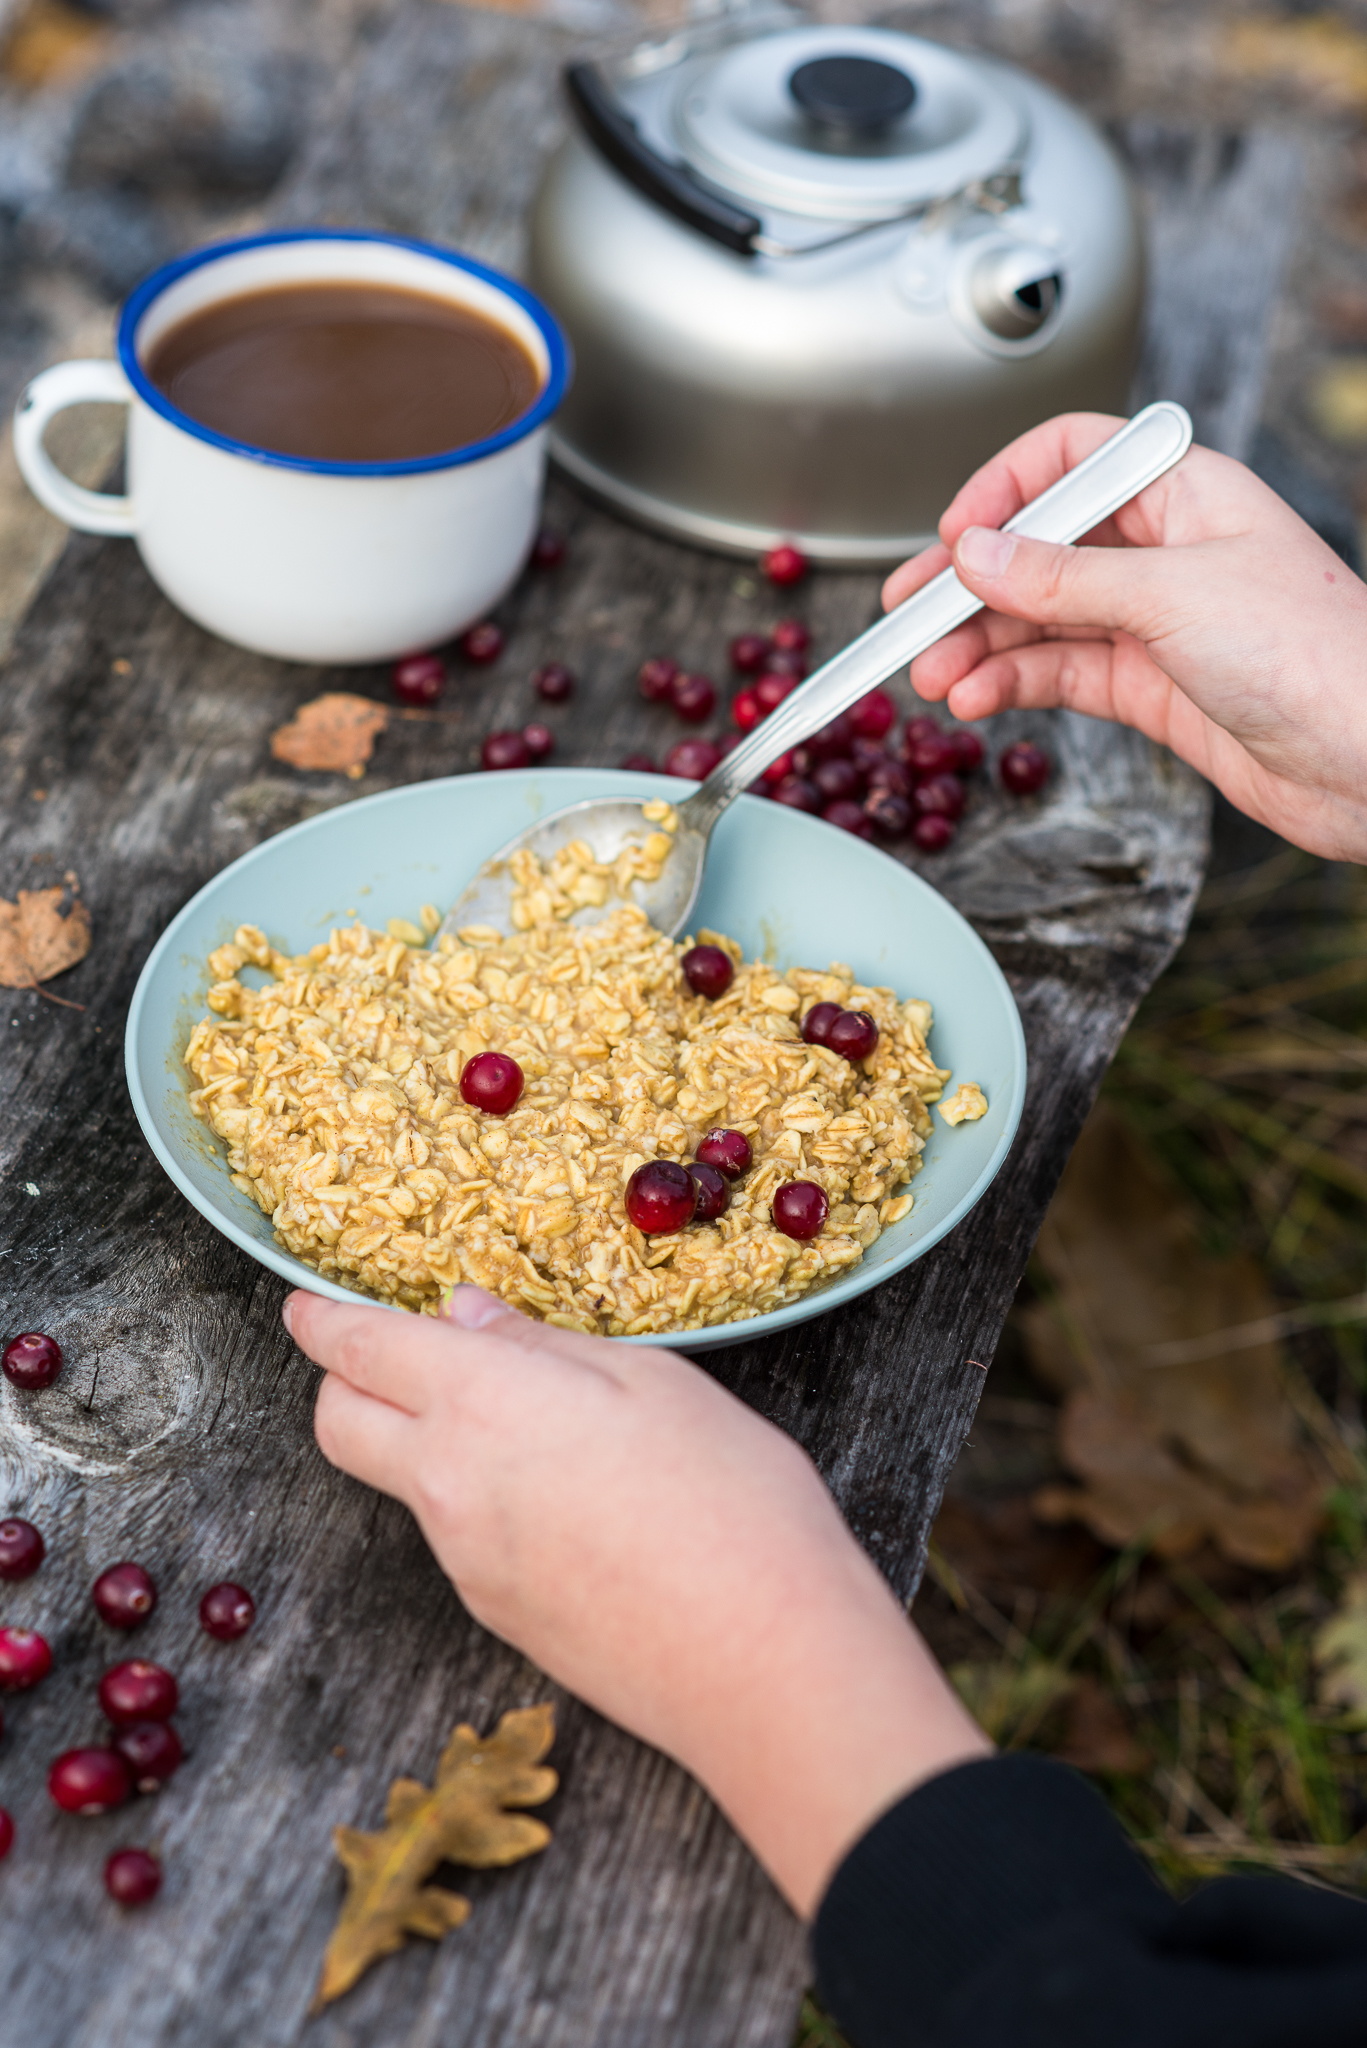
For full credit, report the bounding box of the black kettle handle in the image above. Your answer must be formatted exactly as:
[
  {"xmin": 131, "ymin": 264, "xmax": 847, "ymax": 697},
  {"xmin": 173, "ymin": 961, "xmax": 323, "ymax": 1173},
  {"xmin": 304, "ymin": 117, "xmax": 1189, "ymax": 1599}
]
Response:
[{"xmin": 564, "ymin": 62, "xmax": 761, "ymax": 258}]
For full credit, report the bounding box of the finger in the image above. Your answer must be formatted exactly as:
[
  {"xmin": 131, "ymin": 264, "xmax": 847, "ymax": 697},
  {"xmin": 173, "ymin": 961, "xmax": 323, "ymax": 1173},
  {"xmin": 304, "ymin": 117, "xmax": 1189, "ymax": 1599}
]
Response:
[
  {"xmin": 908, "ymin": 611, "xmax": 1046, "ymax": 702},
  {"xmin": 941, "ymin": 634, "xmax": 1175, "ymax": 737},
  {"xmin": 284, "ymin": 1290, "xmax": 446, "ymax": 1413},
  {"xmin": 935, "ymin": 412, "xmax": 1126, "ymax": 544},
  {"xmin": 950, "ymin": 526, "xmax": 1183, "ymax": 641},
  {"xmin": 443, "ymin": 1284, "xmax": 635, "ymax": 1389},
  {"xmin": 314, "ymin": 1369, "xmax": 418, "ymax": 1495},
  {"xmin": 882, "ymin": 539, "xmax": 952, "ymax": 613}
]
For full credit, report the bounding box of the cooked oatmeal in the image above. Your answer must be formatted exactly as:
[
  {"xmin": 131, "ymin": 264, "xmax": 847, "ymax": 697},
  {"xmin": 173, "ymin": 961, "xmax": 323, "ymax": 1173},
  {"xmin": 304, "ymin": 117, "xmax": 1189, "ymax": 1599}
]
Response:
[{"xmin": 184, "ymin": 836, "xmax": 953, "ymax": 1334}]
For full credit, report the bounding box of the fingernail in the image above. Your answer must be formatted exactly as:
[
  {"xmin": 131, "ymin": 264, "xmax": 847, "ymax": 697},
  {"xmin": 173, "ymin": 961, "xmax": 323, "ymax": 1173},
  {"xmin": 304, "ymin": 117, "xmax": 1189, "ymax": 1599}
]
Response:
[
  {"xmin": 440, "ymin": 1285, "xmax": 508, "ymax": 1331},
  {"xmin": 957, "ymin": 526, "xmax": 1016, "ymax": 579},
  {"xmin": 281, "ymin": 1294, "xmax": 297, "ymax": 1337}
]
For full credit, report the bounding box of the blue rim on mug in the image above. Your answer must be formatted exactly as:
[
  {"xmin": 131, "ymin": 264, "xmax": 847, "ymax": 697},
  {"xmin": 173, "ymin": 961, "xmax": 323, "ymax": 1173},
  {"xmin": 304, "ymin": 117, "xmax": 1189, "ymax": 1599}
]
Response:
[{"xmin": 116, "ymin": 228, "xmax": 573, "ymax": 479}]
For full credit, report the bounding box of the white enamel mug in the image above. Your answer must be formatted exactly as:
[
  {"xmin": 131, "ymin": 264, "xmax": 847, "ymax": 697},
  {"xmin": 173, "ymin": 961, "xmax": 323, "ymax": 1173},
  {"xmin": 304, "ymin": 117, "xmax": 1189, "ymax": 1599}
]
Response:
[{"xmin": 12, "ymin": 229, "xmax": 572, "ymax": 665}]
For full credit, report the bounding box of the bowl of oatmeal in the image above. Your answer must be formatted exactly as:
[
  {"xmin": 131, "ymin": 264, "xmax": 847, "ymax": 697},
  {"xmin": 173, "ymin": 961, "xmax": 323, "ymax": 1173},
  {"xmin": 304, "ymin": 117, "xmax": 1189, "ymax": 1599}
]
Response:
[{"xmin": 125, "ymin": 768, "xmax": 1026, "ymax": 1350}]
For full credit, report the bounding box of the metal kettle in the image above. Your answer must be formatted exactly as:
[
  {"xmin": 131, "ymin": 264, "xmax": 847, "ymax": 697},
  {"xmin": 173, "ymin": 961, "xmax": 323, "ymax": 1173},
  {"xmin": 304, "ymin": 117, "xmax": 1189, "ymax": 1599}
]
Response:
[{"xmin": 528, "ymin": 10, "xmax": 1144, "ymax": 564}]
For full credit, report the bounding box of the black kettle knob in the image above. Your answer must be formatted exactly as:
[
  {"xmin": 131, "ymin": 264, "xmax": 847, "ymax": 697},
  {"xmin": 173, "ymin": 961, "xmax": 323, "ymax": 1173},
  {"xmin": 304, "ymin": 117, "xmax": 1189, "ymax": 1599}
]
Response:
[{"xmin": 788, "ymin": 55, "xmax": 916, "ymax": 136}]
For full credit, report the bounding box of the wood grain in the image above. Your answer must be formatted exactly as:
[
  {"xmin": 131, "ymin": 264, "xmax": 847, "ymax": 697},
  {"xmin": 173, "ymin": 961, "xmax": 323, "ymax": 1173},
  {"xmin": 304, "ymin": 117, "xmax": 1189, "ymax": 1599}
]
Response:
[{"xmin": 0, "ymin": 8, "xmax": 1296, "ymax": 2043}]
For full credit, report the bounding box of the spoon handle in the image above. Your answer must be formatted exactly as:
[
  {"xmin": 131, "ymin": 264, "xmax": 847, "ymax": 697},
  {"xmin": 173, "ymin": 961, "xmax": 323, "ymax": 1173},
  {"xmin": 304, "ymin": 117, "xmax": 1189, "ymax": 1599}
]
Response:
[{"xmin": 678, "ymin": 400, "xmax": 1194, "ymax": 831}]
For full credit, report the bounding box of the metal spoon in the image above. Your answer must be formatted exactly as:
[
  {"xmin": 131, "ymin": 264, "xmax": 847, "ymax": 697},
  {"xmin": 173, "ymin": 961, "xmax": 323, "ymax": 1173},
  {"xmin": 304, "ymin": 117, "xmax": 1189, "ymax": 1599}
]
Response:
[{"xmin": 440, "ymin": 400, "xmax": 1193, "ymax": 942}]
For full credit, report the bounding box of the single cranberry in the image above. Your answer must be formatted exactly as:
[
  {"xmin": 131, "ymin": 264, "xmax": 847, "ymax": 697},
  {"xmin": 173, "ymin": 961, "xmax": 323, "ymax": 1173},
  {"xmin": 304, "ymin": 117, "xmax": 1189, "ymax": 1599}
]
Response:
[
  {"xmin": 828, "ymin": 1010, "xmax": 879, "ymax": 1061},
  {"xmin": 912, "ymin": 813, "xmax": 956, "ymax": 853},
  {"xmin": 681, "ymin": 945, "xmax": 734, "ymax": 998},
  {"xmin": 913, "ymin": 773, "xmax": 966, "ymax": 821},
  {"xmin": 764, "ymin": 542, "xmax": 808, "ymax": 587},
  {"xmin": 532, "ymin": 662, "xmax": 575, "ymax": 703},
  {"xmin": 49, "ymin": 1748, "xmax": 131, "ymax": 1815},
  {"xmin": 105, "ymin": 1847, "xmax": 161, "ymax": 1905},
  {"xmin": 849, "ymin": 689, "xmax": 897, "ymax": 740},
  {"xmin": 0, "ymin": 1517, "xmax": 44, "ymax": 1581},
  {"xmin": 671, "ymin": 672, "xmax": 716, "ymax": 723},
  {"xmin": 625, "ymin": 1161, "xmax": 697, "ymax": 1235},
  {"xmin": 813, "ymin": 758, "xmax": 861, "ymax": 803},
  {"xmin": 763, "ymin": 646, "xmax": 806, "ymax": 681},
  {"xmin": 639, "ymin": 657, "xmax": 679, "ymax": 702},
  {"xmin": 3, "ymin": 1332, "xmax": 62, "ymax": 1390},
  {"xmin": 530, "ymin": 528, "xmax": 566, "ymax": 569},
  {"xmin": 696, "ymin": 1128, "xmax": 753, "ymax": 1179},
  {"xmin": 865, "ymin": 789, "xmax": 912, "ymax": 838},
  {"xmin": 99, "ymin": 1660, "xmax": 178, "ymax": 1726},
  {"xmin": 459, "ymin": 1051, "xmax": 524, "ymax": 1116},
  {"xmin": 686, "ymin": 1160, "xmax": 731, "ymax": 1223},
  {"xmin": 773, "ymin": 1182, "xmax": 829, "ymax": 1239},
  {"xmin": 771, "ymin": 618, "xmax": 810, "ymax": 654},
  {"xmin": 866, "ymin": 756, "xmax": 911, "ymax": 797},
  {"xmin": 0, "ymin": 1627, "xmax": 51, "ymax": 1690},
  {"xmin": 948, "ymin": 727, "xmax": 985, "ymax": 774},
  {"xmin": 522, "ymin": 722, "xmax": 554, "ymax": 761},
  {"xmin": 770, "ymin": 774, "xmax": 821, "ymax": 812},
  {"xmin": 481, "ymin": 729, "xmax": 532, "ymax": 772},
  {"xmin": 729, "ymin": 633, "xmax": 771, "ymax": 675},
  {"xmin": 621, "ymin": 753, "xmax": 658, "ymax": 774},
  {"xmin": 112, "ymin": 1719, "xmax": 184, "ymax": 1792},
  {"xmin": 823, "ymin": 799, "xmax": 873, "ymax": 838},
  {"xmin": 904, "ymin": 715, "xmax": 942, "ymax": 747},
  {"xmin": 390, "ymin": 653, "xmax": 445, "ymax": 707},
  {"xmin": 1000, "ymin": 740, "xmax": 1052, "ymax": 794},
  {"xmin": 716, "ymin": 731, "xmax": 741, "ymax": 757},
  {"xmin": 807, "ymin": 714, "xmax": 855, "ymax": 762},
  {"xmin": 849, "ymin": 736, "xmax": 889, "ymax": 777},
  {"xmin": 905, "ymin": 732, "xmax": 960, "ymax": 780},
  {"xmin": 732, "ymin": 687, "xmax": 762, "ymax": 732},
  {"xmin": 199, "ymin": 1581, "xmax": 255, "ymax": 1642},
  {"xmin": 801, "ymin": 1001, "xmax": 844, "ymax": 1047},
  {"xmin": 92, "ymin": 1562, "xmax": 157, "ymax": 1629},
  {"xmin": 664, "ymin": 738, "xmax": 723, "ymax": 780},
  {"xmin": 0, "ymin": 1810, "xmax": 12, "ymax": 1861},
  {"xmin": 754, "ymin": 672, "xmax": 795, "ymax": 715},
  {"xmin": 461, "ymin": 621, "xmax": 504, "ymax": 664}
]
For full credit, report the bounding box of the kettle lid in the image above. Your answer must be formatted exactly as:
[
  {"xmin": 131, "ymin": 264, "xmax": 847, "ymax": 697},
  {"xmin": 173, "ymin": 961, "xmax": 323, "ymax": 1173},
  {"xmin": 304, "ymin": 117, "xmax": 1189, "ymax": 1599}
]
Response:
[{"xmin": 672, "ymin": 26, "xmax": 1026, "ymax": 220}]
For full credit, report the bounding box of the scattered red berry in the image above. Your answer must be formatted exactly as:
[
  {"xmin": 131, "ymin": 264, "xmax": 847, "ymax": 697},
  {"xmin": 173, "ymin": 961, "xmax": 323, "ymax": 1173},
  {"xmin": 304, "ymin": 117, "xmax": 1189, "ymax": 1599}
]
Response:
[
  {"xmin": 671, "ymin": 672, "xmax": 716, "ymax": 723},
  {"xmin": 763, "ymin": 647, "xmax": 807, "ymax": 682},
  {"xmin": 913, "ymin": 773, "xmax": 966, "ymax": 821},
  {"xmin": 49, "ymin": 1748, "xmax": 131, "ymax": 1815},
  {"xmin": 0, "ymin": 1518, "xmax": 44, "ymax": 1581},
  {"xmin": 92, "ymin": 1562, "xmax": 157, "ymax": 1629},
  {"xmin": 98, "ymin": 1660, "xmax": 178, "ymax": 1726},
  {"xmin": 681, "ymin": 945, "xmax": 734, "ymax": 999},
  {"xmin": 828, "ymin": 1010, "xmax": 879, "ymax": 1062},
  {"xmin": 760, "ymin": 752, "xmax": 796, "ymax": 786},
  {"xmin": 823, "ymin": 799, "xmax": 872, "ymax": 838},
  {"xmin": 948, "ymin": 727, "xmax": 984, "ymax": 774},
  {"xmin": 865, "ymin": 756, "xmax": 911, "ymax": 797},
  {"xmin": 621, "ymin": 752, "xmax": 658, "ymax": 773},
  {"xmin": 696, "ymin": 1128, "xmax": 753, "ymax": 1180},
  {"xmin": 664, "ymin": 738, "xmax": 723, "ymax": 780},
  {"xmin": 731, "ymin": 687, "xmax": 761, "ymax": 732},
  {"xmin": 112, "ymin": 1719, "xmax": 184, "ymax": 1792},
  {"xmin": 532, "ymin": 662, "xmax": 575, "ymax": 703},
  {"xmin": 0, "ymin": 1627, "xmax": 51, "ymax": 1690},
  {"xmin": 522, "ymin": 722, "xmax": 554, "ymax": 761},
  {"xmin": 0, "ymin": 1809, "xmax": 12, "ymax": 1860},
  {"xmin": 808, "ymin": 714, "xmax": 855, "ymax": 761},
  {"xmin": 686, "ymin": 1160, "xmax": 730, "ymax": 1223},
  {"xmin": 764, "ymin": 543, "xmax": 808, "ymax": 587},
  {"xmin": 3, "ymin": 1332, "xmax": 62, "ymax": 1390},
  {"xmin": 1000, "ymin": 740, "xmax": 1052, "ymax": 794},
  {"xmin": 904, "ymin": 715, "xmax": 941, "ymax": 746},
  {"xmin": 773, "ymin": 1181, "xmax": 829, "ymax": 1239},
  {"xmin": 105, "ymin": 1847, "xmax": 161, "ymax": 1905},
  {"xmin": 813, "ymin": 758, "xmax": 860, "ymax": 804},
  {"xmin": 754, "ymin": 672, "xmax": 796, "ymax": 715},
  {"xmin": 459, "ymin": 1051, "xmax": 524, "ymax": 1117},
  {"xmin": 770, "ymin": 774, "xmax": 820, "ymax": 812},
  {"xmin": 481, "ymin": 729, "xmax": 532, "ymax": 772},
  {"xmin": 864, "ymin": 788, "xmax": 912, "ymax": 838},
  {"xmin": 390, "ymin": 653, "xmax": 444, "ymax": 707},
  {"xmin": 849, "ymin": 689, "xmax": 896, "ymax": 740},
  {"xmin": 461, "ymin": 621, "xmax": 504, "ymax": 664},
  {"xmin": 729, "ymin": 633, "xmax": 771, "ymax": 675},
  {"xmin": 638, "ymin": 657, "xmax": 679, "ymax": 703},
  {"xmin": 199, "ymin": 1582, "xmax": 255, "ymax": 1642},
  {"xmin": 771, "ymin": 618, "xmax": 810, "ymax": 654},
  {"xmin": 912, "ymin": 813, "xmax": 956, "ymax": 853},
  {"xmin": 801, "ymin": 1002, "xmax": 844, "ymax": 1047},
  {"xmin": 905, "ymin": 731, "xmax": 959, "ymax": 780},
  {"xmin": 625, "ymin": 1161, "xmax": 697, "ymax": 1235},
  {"xmin": 530, "ymin": 528, "xmax": 566, "ymax": 569}
]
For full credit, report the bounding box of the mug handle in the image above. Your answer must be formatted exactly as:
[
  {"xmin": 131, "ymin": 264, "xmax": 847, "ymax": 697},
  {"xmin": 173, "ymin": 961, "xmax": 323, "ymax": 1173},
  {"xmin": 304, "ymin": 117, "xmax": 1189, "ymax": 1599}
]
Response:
[{"xmin": 13, "ymin": 360, "xmax": 137, "ymax": 537}]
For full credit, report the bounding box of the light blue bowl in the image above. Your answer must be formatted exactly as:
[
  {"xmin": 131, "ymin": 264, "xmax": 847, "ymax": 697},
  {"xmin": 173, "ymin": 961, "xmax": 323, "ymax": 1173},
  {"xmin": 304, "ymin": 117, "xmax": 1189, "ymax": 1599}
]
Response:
[{"xmin": 125, "ymin": 769, "xmax": 1026, "ymax": 1350}]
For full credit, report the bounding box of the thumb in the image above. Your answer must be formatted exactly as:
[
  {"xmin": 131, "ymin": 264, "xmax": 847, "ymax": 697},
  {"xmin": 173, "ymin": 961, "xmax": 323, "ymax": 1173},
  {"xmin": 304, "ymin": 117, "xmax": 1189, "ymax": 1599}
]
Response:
[{"xmin": 952, "ymin": 524, "xmax": 1167, "ymax": 634}]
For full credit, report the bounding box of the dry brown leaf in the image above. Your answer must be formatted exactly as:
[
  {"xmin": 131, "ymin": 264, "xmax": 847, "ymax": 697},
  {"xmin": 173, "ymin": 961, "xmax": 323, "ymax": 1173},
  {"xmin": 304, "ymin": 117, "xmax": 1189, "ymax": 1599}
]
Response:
[
  {"xmin": 1222, "ymin": 15, "xmax": 1367, "ymax": 112},
  {"xmin": 0, "ymin": 882, "xmax": 92, "ymax": 990},
  {"xmin": 1053, "ymin": 1676, "xmax": 1151, "ymax": 1777},
  {"xmin": 1314, "ymin": 1571, "xmax": 1367, "ymax": 1725},
  {"xmin": 271, "ymin": 693, "xmax": 388, "ymax": 775},
  {"xmin": 1, "ymin": 0, "xmax": 111, "ymax": 89},
  {"xmin": 315, "ymin": 1703, "xmax": 556, "ymax": 2008},
  {"xmin": 1023, "ymin": 1103, "xmax": 1329, "ymax": 1571}
]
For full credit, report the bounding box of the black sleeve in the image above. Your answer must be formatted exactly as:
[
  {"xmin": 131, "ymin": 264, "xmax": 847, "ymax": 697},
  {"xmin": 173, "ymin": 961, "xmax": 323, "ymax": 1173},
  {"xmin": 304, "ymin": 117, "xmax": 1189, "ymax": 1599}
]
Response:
[{"xmin": 812, "ymin": 1752, "xmax": 1367, "ymax": 2048}]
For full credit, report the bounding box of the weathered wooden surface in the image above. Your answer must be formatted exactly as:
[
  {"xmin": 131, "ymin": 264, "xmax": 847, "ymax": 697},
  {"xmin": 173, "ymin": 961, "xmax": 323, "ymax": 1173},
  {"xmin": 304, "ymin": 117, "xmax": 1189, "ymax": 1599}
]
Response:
[{"xmin": 0, "ymin": 7, "xmax": 1297, "ymax": 2044}]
